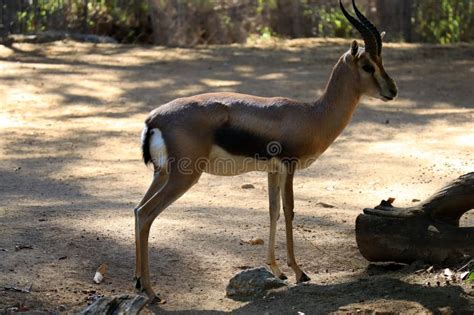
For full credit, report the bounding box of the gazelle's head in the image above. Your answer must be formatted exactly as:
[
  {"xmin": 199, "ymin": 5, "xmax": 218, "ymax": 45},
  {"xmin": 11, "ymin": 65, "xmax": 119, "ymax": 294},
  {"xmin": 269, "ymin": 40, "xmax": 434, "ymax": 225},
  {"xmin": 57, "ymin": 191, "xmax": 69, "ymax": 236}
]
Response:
[{"xmin": 340, "ymin": 0, "xmax": 398, "ymax": 102}]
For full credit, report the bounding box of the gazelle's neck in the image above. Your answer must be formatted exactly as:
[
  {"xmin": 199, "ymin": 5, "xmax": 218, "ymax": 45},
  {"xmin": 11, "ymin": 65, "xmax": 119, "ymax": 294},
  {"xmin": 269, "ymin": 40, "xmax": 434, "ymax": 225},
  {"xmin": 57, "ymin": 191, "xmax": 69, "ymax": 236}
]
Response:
[{"xmin": 313, "ymin": 57, "xmax": 361, "ymax": 147}]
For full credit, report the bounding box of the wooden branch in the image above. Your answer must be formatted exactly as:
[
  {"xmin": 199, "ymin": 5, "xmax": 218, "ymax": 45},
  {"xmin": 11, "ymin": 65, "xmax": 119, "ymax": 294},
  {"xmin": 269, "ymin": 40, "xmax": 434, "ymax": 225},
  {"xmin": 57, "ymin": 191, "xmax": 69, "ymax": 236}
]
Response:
[
  {"xmin": 356, "ymin": 172, "xmax": 474, "ymax": 264},
  {"xmin": 78, "ymin": 295, "xmax": 148, "ymax": 315}
]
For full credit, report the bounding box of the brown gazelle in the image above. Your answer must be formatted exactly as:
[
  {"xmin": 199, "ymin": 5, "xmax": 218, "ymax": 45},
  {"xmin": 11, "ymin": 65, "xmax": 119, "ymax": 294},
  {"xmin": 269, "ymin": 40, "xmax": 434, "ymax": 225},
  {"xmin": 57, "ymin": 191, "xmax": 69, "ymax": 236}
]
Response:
[{"xmin": 134, "ymin": 0, "xmax": 397, "ymax": 302}]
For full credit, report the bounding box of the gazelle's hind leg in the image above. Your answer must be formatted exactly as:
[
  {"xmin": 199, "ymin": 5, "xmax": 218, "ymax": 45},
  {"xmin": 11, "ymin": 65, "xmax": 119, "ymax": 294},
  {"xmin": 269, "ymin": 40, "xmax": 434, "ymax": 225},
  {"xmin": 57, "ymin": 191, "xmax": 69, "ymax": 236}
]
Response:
[
  {"xmin": 266, "ymin": 172, "xmax": 287, "ymax": 280},
  {"xmin": 134, "ymin": 168, "xmax": 169, "ymax": 292},
  {"xmin": 280, "ymin": 170, "xmax": 311, "ymax": 283},
  {"xmin": 134, "ymin": 168, "xmax": 201, "ymax": 302},
  {"xmin": 136, "ymin": 167, "xmax": 169, "ymax": 209}
]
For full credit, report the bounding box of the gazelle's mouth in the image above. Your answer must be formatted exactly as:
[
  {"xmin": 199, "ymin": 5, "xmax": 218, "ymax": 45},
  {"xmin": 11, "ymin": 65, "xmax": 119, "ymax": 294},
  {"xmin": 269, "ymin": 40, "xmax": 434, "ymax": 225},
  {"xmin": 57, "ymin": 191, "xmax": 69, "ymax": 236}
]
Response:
[{"xmin": 381, "ymin": 95, "xmax": 394, "ymax": 102}]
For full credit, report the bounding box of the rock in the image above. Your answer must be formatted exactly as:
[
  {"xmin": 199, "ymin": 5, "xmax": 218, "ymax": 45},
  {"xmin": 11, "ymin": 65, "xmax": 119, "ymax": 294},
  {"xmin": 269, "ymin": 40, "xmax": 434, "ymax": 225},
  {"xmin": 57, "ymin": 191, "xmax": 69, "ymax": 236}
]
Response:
[
  {"xmin": 402, "ymin": 260, "xmax": 425, "ymax": 273},
  {"xmin": 226, "ymin": 267, "xmax": 287, "ymax": 300}
]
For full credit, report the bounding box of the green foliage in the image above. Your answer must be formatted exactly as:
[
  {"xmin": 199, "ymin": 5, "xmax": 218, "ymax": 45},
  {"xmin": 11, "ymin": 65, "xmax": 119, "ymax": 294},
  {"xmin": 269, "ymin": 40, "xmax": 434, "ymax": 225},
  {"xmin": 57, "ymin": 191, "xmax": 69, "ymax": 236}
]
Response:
[
  {"xmin": 257, "ymin": 0, "xmax": 277, "ymax": 14},
  {"xmin": 16, "ymin": 1, "xmax": 65, "ymax": 32},
  {"xmin": 414, "ymin": 0, "xmax": 473, "ymax": 44},
  {"xmin": 468, "ymin": 272, "xmax": 474, "ymax": 281},
  {"xmin": 259, "ymin": 26, "xmax": 274, "ymax": 40},
  {"xmin": 8, "ymin": 0, "xmax": 474, "ymax": 45},
  {"xmin": 317, "ymin": 6, "xmax": 353, "ymax": 38},
  {"xmin": 14, "ymin": 0, "xmax": 151, "ymax": 43}
]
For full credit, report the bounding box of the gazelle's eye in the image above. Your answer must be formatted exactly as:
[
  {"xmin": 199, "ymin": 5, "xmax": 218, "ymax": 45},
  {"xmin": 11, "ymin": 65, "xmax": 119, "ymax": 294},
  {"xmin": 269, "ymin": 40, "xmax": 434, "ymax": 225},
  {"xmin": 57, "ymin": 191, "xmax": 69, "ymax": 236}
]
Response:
[{"xmin": 362, "ymin": 64, "xmax": 375, "ymax": 73}]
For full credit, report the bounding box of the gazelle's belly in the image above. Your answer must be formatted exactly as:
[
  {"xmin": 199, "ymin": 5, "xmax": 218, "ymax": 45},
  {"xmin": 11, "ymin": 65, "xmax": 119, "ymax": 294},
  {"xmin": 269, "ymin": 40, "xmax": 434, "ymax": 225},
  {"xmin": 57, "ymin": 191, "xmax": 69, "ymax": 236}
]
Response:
[
  {"xmin": 204, "ymin": 145, "xmax": 282, "ymax": 176},
  {"xmin": 204, "ymin": 145, "xmax": 317, "ymax": 176}
]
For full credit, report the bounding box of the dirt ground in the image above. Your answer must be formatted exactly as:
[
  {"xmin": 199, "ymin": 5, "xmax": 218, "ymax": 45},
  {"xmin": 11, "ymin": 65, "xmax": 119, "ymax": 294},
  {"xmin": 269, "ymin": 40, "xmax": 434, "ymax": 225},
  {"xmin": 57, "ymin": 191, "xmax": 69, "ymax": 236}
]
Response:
[{"xmin": 0, "ymin": 39, "xmax": 473, "ymax": 314}]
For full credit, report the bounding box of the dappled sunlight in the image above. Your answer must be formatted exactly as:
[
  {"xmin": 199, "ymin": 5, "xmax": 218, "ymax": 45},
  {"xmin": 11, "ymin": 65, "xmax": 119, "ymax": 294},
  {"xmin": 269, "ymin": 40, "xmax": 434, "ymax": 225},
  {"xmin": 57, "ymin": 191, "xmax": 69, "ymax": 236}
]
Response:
[
  {"xmin": 200, "ymin": 78, "xmax": 241, "ymax": 88},
  {"xmin": 456, "ymin": 134, "xmax": 474, "ymax": 147},
  {"xmin": 0, "ymin": 114, "xmax": 26, "ymax": 128},
  {"xmin": 233, "ymin": 65, "xmax": 254, "ymax": 74},
  {"xmin": 257, "ymin": 72, "xmax": 286, "ymax": 80},
  {"xmin": 125, "ymin": 78, "xmax": 175, "ymax": 90},
  {"xmin": 368, "ymin": 123, "xmax": 472, "ymax": 171},
  {"xmin": 5, "ymin": 86, "xmax": 59, "ymax": 111},
  {"xmin": 174, "ymin": 84, "xmax": 207, "ymax": 96}
]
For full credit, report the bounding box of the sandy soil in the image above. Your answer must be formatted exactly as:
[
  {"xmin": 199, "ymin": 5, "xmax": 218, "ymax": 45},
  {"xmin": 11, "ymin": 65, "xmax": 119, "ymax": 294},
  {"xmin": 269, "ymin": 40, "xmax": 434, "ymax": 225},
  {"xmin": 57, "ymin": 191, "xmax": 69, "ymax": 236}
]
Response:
[{"xmin": 0, "ymin": 39, "xmax": 473, "ymax": 314}]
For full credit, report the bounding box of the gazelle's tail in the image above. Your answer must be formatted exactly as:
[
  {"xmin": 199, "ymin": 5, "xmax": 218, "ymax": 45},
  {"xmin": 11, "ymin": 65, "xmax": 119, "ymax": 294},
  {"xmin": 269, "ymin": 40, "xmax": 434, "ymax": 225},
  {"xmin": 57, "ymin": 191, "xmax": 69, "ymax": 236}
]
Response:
[{"xmin": 141, "ymin": 124, "xmax": 152, "ymax": 165}]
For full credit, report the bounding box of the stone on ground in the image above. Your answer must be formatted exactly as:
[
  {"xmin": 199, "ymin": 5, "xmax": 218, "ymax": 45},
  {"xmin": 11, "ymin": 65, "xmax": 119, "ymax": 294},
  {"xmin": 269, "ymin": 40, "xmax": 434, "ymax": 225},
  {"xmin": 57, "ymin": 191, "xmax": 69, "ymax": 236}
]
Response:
[{"xmin": 226, "ymin": 267, "xmax": 287, "ymax": 300}]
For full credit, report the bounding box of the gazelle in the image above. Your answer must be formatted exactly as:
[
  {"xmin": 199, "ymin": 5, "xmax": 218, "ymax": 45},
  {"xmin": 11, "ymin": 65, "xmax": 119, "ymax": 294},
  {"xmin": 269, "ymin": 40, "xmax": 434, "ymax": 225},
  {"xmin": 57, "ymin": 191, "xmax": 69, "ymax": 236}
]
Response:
[{"xmin": 134, "ymin": 0, "xmax": 397, "ymax": 302}]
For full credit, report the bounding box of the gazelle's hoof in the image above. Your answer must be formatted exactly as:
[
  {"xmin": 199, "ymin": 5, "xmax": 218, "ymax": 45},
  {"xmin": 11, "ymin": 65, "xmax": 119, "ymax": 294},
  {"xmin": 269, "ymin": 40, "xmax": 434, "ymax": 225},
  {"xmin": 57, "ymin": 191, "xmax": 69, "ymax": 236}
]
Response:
[
  {"xmin": 148, "ymin": 294, "xmax": 166, "ymax": 305},
  {"xmin": 297, "ymin": 272, "xmax": 311, "ymax": 283},
  {"xmin": 134, "ymin": 277, "xmax": 142, "ymax": 292},
  {"xmin": 134, "ymin": 277, "xmax": 165, "ymax": 303},
  {"xmin": 278, "ymin": 273, "xmax": 288, "ymax": 280}
]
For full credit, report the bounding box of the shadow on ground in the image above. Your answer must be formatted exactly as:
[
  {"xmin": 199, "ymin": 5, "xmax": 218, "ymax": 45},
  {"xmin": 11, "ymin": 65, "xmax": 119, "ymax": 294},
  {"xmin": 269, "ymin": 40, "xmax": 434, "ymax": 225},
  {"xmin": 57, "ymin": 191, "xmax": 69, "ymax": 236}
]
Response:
[{"xmin": 147, "ymin": 276, "xmax": 472, "ymax": 314}]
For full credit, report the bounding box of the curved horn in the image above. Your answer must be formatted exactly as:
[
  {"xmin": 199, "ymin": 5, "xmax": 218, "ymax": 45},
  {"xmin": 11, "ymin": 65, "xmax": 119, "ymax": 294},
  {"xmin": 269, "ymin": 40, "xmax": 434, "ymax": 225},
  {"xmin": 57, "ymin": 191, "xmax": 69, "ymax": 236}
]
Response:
[
  {"xmin": 339, "ymin": 0, "xmax": 378, "ymax": 56},
  {"xmin": 352, "ymin": 0, "xmax": 382, "ymax": 55}
]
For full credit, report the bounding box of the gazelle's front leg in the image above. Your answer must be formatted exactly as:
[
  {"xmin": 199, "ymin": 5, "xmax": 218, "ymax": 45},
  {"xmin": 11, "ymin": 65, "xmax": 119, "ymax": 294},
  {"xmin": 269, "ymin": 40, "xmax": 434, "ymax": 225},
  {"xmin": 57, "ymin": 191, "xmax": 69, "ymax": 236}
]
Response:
[
  {"xmin": 266, "ymin": 172, "xmax": 287, "ymax": 280},
  {"xmin": 280, "ymin": 170, "xmax": 311, "ymax": 283}
]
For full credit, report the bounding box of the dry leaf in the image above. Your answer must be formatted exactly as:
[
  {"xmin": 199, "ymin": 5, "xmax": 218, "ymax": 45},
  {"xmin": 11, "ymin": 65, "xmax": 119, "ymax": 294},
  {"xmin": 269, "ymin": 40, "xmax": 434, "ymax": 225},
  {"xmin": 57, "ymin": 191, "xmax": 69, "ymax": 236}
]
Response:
[
  {"xmin": 93, "ymin": 263, "xmax": 108, "ymax": 284},
  {"xmin": 249, "ymin": 239, "xmax": 264, "ymax": 245},
  {"xmin": 316, "ymin": 202, "xmax": 335, "ymax": 208},
  {"xmin": 15, "ymin": 245, "xmax": 33, "ymax": 251},
  {"xmin": 241, "ymin": 238, "xmax": 264, "ymax": 245},
  {"xmin": 387, "ymin": 197, "xmax": 396, "ymax": 205},
  {"xmin": 241, "ymin": 184, "xmax": 255, "ymax": 189}
]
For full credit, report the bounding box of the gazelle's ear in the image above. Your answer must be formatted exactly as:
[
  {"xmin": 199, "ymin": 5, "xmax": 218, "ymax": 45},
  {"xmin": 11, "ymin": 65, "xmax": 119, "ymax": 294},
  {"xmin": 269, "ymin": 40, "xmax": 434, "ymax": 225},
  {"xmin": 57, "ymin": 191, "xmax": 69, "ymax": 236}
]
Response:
[
  {"xmin": 351, "ymin": 40, "xmax": 359, "ymax": 56},
  {"xmin": 380, "ymin": 31, "xmax": 386, "ymax": 40}
]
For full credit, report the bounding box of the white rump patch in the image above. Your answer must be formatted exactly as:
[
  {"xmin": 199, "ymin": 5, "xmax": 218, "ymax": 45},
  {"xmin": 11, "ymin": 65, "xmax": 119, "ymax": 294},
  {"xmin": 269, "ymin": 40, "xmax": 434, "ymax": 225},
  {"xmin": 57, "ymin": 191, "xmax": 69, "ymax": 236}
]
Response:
[{"xmin": 149, "ymin": 128, "xmax": 168, "ymax": 169}]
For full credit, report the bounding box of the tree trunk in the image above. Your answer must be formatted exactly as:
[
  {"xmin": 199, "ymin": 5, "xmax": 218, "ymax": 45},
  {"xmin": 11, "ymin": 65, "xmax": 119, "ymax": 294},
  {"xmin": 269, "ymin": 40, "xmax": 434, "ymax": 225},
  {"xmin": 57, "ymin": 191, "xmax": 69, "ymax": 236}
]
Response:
[
  {"xmin": 82, "ymin": 0, "xmax": 89, "ymax": 34},
  {"xmin": 1, "ymin": 0, "xmax": 17, "ymax": 46},
  {"xmin": 290, "ymin": 1, "xmax": 302, "ymax": 38},
  {"xmin": 148, "ymin": 0, "xmax": 169, "ymax": 45},
  {"xmin": 356, "ymin": 173, "xmax": 474, "ymax": 264},
  {"xmin": 401, "ymin": 0, "xmax": 413, "ymax": 42},
  {"xmin": 375, "ymin": 0, "xmax": 402, "ymax": 40}
]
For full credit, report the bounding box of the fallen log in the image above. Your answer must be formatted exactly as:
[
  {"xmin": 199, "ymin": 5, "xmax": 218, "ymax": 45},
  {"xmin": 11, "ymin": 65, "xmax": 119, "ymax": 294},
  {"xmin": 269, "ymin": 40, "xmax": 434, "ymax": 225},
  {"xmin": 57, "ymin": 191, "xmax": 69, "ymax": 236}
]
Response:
[
  {"xmin": 356, "ymin": 172, "xmax": 474, "ymax": 264},
  {"xmin": 78, "ymin": 295, "xmax": 148, "ymax": 315}
]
